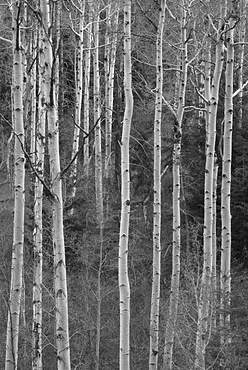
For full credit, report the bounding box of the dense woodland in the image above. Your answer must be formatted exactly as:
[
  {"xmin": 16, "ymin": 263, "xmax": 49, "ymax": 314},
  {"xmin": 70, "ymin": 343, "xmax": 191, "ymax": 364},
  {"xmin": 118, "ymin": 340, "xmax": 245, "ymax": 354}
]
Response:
[{"xmin": 0, "ymin": 0, "xmax": 248, "ymax": 369}]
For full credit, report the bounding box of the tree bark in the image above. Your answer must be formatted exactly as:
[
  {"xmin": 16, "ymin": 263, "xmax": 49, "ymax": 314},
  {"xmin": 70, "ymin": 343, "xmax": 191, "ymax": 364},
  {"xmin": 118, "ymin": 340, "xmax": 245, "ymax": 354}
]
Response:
[
  {"xmin": 39, "ymin": 1, "xmax": 71, "ymax": 368},
  {"xmin": 119, "ymin": 1, "xmax": 133, "ymax": 369},
  {"xmin": 149, "ymin": 2, "xmax": 165, "ymax": 369},
  {"xmin": 163, "ymin": 2, "xmax": 188, "ymax": 368},
  {"xmin": 5, "ymin": 2, "xmax": 25, "ymax": 369}
]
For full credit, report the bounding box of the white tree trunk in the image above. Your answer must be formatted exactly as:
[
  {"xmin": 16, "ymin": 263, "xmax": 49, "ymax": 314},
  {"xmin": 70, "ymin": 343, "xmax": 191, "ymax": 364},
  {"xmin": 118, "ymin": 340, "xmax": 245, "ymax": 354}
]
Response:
[
  {"xmin": 195, "ymin": 7, "xmax": 225, "ymax": 369},
  {"xmin": 5, "ymin": 2, "xmax": 25, "ymax": 369},
  {"xmin": 163, "ymin": 3, "xmax": 188, "ymax": 369},
  {"xmin": 83, "ymin": 2, "xmax": 92, "ymax": 176},
  {"xmin": 92, "ymin": 3, "xmax": 104, "ymax": 369},
  {"xmin": 220, "ymin": 12, "xmax": 235, "ymax": 357},
  {"xmin": 119, "ymin": 1, "xmax": 133, "ymax": 369},
  {"xmin": 69, "ymin": 2, "xmax": 85, "ymax": 213},
  {"xmin": 39, "ymin": 1, "xmax": 71, "ymax": 368},
  {"xmin": 149, "ymin": 2, "xmax": 165, "ymax": 369}
]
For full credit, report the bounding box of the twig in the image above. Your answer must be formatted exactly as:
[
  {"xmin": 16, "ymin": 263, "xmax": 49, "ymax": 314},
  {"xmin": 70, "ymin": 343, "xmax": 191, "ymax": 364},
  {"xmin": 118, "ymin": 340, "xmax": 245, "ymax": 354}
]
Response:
[
  {"xmin": 60, "ymin": 114, "xmax": 103, "ymax": 178},
  {"xmin": 0, "ymin": 113, "xmax": 56, "ymax": 200}
]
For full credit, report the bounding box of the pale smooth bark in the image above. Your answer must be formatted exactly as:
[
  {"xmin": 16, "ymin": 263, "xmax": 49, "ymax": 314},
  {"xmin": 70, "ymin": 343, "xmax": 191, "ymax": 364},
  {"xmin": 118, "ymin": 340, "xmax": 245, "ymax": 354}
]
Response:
[
  {"xmin": 39, "ymin": 1, "xmax": 71, "ymax": 368},
  {"xmin": 69, "ymin": 2, "xmax": 85, "ymax": 213},
  {"xmin": 211, "ymin": 158, "xmax": 218, "ymax": 331},
  {"xmin": 92, "ymin": 3, "xmax": 104, "ymax": 369},
  {"xmin": 32, "ymin": 17, "xmax": 46, "ymax": 370},
  {"xmin": 119, "ymin": 1, "xmax": 133, "ymax": 369},
  {"xmin": 83, "ymin": 3, "xmax": 92, "ymax": 176},
  {"xmin": 163, "ymin": 2, "xmax": 188, "ymax": 368},
  {"xmin": 149, "ymin": 2, "xmax": 165, "ymax": 369},
  {"xmin": 104, "ymin": 0, "xmax": 119, "ymax": 180},
  {"xmin": 195, "ymin": 5, "xmax": 225, "ymax": 369},
  {"xmin": 5, "ymin": 2, "xmax": 25, "ymax": 369},
  {"xmin": 220, "ymin": 11, "xmax": 235, "ymax": 354}
]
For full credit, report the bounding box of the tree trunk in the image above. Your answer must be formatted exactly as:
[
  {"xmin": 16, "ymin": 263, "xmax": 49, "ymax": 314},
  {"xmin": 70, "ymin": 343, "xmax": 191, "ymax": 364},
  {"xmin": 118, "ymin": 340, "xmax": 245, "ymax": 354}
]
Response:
[
  {"xmin": 69, "ymin": 2, "xmax": 85, "ymax": 213},
  {"xmin": 220, "ymin": 9, "xmax": 235, "ymax": 362},
  {"xmin": 39, "ymin": 1, "xmax": 71, "ymax": 368},
  {"xmin": 195, "ymin": 5, "xmax": 225, "ymax": 369},
  {"xmin": 32, "ymin": 14, "xmax": 46, "ymax": 370},
  {"xmin": 92, "ymin": 3, "xmax": 104, "ymax": 369},
  {"xmin": 149, "ymin": 2, "xmax": 165, "ymax": 369},
  {"xmin": 119, "ymin": 1, "xmax": 133, "ymax": 369},
  {"xmin": 83, "ymin": 2, "xmax": 92, "ymax": 177},
  {"xmin": 163, "ymin": 3, "xmax": 188, "ymax": 369},
  {"xmin": 5, "ymin": 2, "xmax": 25, "ymax": 369}
]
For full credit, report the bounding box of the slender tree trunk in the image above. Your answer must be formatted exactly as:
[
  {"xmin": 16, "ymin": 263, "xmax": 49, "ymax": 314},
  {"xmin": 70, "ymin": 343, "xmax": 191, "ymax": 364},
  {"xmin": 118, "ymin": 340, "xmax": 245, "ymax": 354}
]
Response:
[
  {"xmin": 69, "ymin": 2, "xmax": 85, "ymax": 213},
  {"xmin": 105, "ymin": 0, "xmax": 119, "ymax": 218},
  {"xmin": 163, "ymin": 3, "xmax": 188, "ymax": 369},
  {"xmin": 5, "ymin": 2, "xmax": 25, "ymax": 369},
  {"xmin": 32, "ymin": 15, "xmax": 46, "ymax": 370},
  {"xmin": 211, "ymin": 158, "xmax": 218, "ymax": 331},
  {"xmin": 195, "ymin": 6, "xmax": 225, "ymax": 369},
  {"xmin": 92, "ymin": 3, "xmax": 104, "ymax": 369},
  {"xmin": 149, "ymin": 2, "xmax": 165, "ymax": 369},
  {"xmin": 220, "ymin": 10, "xmax": 235, "ymax": 361},
  {"xmin": 39, "ymin": 1, "xmax": 71, "ymax": 369},
  {"xmin": 119, "ymin": 1, "xmax": 133, "ymax": 369},
  {"xmin": 84, "ymin": 3, "xmax": 92, "ymax": 176}
]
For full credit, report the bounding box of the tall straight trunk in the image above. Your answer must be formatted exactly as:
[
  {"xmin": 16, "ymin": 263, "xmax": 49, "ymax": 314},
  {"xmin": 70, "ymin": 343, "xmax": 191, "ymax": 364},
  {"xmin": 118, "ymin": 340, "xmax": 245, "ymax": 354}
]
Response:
[
  {"xmin": 195, "ymin": 5, "xmax": 225, "ymax": 369},
  {"xmin": 149, "ymin": 2, "xmax": 165, "ymax": 369},
  {"xmin": 30, "ymin": 19, "xmax": 37, "ymax": 166},
  {"xmin": 84, "ymin": 3, "xmax": 92, "ymax": 176},
  {"xmin": 104, "ymin": 0, "xmax": 119, "ymax": 180},
  {"xmin": 163, "ymin": 3, "xmax": 188, "ymax": 369},
  {"xmin": 39, "ymin": 1, "xmax": 71, "ymax": 369},
  {"xmin": 5, "ymin": 2, "xmax": 25, "ymax": 370},
  {"xmin": 70, "ymin": 2, "xmax": 85, "ymax": 212},
  {"xmin": 32, "ymin": 16, "xmax": 46, "ymax": 370},
  {"xmin": 220, "ymin": 11, "xmax": 235, "ymax": 355},
  {"xmin": 211, "ymin": 158, "xmax": 218, "ymax": 331},
  {"xmin": 92, "ymin": 4, "xmax": 104, "ymax": 369},
  {"xmin": 119, "ymin": 1, "xmax": 133, "ymax": 369}
]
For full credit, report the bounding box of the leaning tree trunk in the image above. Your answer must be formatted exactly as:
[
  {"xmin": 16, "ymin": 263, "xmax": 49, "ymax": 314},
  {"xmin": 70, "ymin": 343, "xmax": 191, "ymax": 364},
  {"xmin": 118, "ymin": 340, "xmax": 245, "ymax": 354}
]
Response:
[
  {"xmin": 5, "ymin": 2, "xmax": 25, "ymax": 370},
  {"xmin": 149, "ymin": 2, "xmax": 165, "ymax": 369},
  {"xmin": 119, "ymin": 1, "xmax": 133, "ymax": 369},
  {"xmin": 39, "ymin": 1, "xmax": 71, "ymax": 369}
]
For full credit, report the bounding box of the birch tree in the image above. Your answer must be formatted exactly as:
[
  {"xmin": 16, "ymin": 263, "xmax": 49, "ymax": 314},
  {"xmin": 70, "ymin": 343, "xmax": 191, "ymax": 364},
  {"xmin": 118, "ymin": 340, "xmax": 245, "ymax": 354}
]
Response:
[
  {"xmin": 84, "ymin": 2, "xmax": 92, "ymax": 176},
  {"xmin": 149, "ymin": 2, "xmax": 166, "ymax": 369},
  {"xmin": 195, "ymin": 3, "xmax": 226, "ymax": 368},
  {"xmin": 39, "ymin": 0, "xmax": 71, "ymax": 368},
  {"xmin": 5, "ymin": 2, "xmax": 25, "ymax": 369},
  {"xmin": 32, "ymin": 11, "xmax": 45, "ymax": 370},
  {"xmin": 69, "ymin": 0, "xmax": 85, "ymax": 213},
  {"xmin": 220, "ymin": 4, "xmax": 236, "ymax": 359},
  {"xmin": 163, "ymin": 2, "xmax": 188, "ymax": 368},
  {"xmin": 92, "ymin": 2, "xmax": 104, "ymax": 369},
  {"xmin": 119, "ymin": 1, "xmax": 133, "ymax": 369}
]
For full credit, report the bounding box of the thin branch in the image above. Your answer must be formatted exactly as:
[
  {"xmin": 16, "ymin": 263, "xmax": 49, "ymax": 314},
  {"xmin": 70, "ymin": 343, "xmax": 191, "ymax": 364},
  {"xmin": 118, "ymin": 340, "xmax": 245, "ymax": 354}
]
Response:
[
  {"xmin": 0, "ymin": 36, "xmax": 12, "ymax": 44},
  {"xmin": 0, "ymin": 113, "xmax": 56, "ymax": 200},
  {"xmin": 161, "ymin": 96, "xmax": 178, "ymax": 120},
  {"xmin": 60, "ymin": 114, "xmax": 103, "ymax": 178},
  {"xmin": 233, "ymin": 79, "xmax": 248, "ymax": 98}
]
